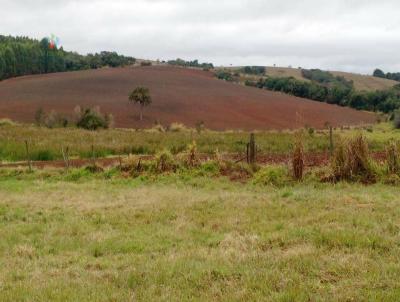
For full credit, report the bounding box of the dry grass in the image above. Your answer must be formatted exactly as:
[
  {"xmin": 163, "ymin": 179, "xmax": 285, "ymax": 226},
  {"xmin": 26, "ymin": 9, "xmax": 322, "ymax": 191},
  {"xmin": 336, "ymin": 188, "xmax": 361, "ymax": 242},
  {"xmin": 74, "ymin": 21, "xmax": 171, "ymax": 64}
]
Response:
[
  {"xmin": 266, "ymin": 66, "xmax": 309, "ymax": 81},
  {"xmin": 330, "ymin": 134, "xmax": 376, "ymax": 182},
  {"xmin": 331, "ymin": 71, "xmax": 398, "ymax": 91}
]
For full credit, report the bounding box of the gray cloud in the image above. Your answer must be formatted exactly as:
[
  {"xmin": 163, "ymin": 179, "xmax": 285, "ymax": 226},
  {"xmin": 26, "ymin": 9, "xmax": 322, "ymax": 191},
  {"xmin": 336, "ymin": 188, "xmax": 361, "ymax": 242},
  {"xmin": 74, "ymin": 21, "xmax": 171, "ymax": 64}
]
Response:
[{"xmin": 1, "ymin": 0, "xmax": 399, "ymax": 73}]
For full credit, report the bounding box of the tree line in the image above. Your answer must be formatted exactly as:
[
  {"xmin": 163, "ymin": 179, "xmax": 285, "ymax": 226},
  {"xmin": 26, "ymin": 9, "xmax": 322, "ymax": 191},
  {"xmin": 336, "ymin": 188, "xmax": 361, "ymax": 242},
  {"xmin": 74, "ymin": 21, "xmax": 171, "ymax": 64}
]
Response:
[
  {"xmin": 245, "ymin": 73, "xmax": 400, "ymax": 113},
  {"xmin": 167, "ymin": 58, "xmax": 214, "ymax": 70},
  {"xmin": 0, "ymin": 35, "xmax": 136, "ymax": 81},
  {"xmin": 373, "ymin": 69, "xmax": 400, "ymax": 82}
]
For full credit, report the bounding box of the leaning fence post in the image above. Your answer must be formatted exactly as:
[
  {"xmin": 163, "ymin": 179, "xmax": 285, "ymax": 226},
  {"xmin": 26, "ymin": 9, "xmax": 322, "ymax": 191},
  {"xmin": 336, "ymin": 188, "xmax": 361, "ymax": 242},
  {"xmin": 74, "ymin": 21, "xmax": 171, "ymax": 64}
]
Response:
[
  {"xmin": 247, "ymin": 133, "xmax": 256, "ymax": 164},
  {"xmin": 329, "ymin": 126, "xmax": 334, "ymax": 156},
  {"xmin": 25, "ymin": 140, "xmax": 32, "ymax": 172}
]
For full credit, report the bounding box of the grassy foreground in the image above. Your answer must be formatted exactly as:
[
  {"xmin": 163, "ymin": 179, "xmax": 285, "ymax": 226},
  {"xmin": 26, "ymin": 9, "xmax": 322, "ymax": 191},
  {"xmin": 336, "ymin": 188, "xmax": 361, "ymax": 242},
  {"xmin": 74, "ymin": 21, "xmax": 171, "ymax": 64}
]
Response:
[{"xmin": 1, "ymin": 172, "xmax": 400, "ymax": 301}]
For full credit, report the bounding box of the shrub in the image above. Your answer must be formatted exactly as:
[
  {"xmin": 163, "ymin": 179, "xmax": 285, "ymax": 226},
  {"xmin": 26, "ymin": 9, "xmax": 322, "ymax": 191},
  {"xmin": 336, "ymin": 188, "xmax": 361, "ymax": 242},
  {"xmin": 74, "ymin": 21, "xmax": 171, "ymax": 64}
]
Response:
[
  {"xmin": 168, "ymin": 123, "xmax": 188, "ymax": 132},
  {"xmin": 33, "ymin": 150, "xmax": 55, "ymax": 161},
  {"xmin": 155, "ymin": 149, "xmax": 176, "ymax": 172},
  {"xmin": 0, "ymin": 118, "xmax": 16, "ymax": 127},
  {"xmin": 120, "ymin": 154, "xmax": 142, "ymax": 173},
  {"xmin": 180, "ymin": 141, "xmax": 199, "ymax": 168},
  {"xmin": 253, "ymin": 166, "xmax": 289, "ymax": 187},
  {"xmin": 44, "ymin": 110, "xmax": 69, "ymax": 128},
  {"xmin": 140, "ymin": 61, "xmax": 152, "ymax": 66},
  {"xmin": 195, "ymin": 121, "xmax": 205, "ymax": 134},
  {"xmin": 76, "ymin": 108, "xmax": 110, "ymax": 130}
]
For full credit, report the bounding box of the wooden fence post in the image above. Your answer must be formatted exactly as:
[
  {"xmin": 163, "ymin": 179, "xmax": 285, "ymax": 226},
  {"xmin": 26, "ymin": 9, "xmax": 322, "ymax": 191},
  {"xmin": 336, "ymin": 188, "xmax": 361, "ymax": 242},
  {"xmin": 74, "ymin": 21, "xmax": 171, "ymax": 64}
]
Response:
[
  {"xmin": 247, "ymin": 133, "xmax": 256, "ymax": 164},
  {"xmin": 25, "ymin": 140, "xmax": 32, "ymax": 172}
]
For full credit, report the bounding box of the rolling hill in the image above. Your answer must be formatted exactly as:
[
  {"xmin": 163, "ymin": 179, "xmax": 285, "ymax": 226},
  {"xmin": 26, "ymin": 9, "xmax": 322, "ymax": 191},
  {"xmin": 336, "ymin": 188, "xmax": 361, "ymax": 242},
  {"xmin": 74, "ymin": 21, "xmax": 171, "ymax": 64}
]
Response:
[
  {"xmin": 265, "ymin": 67, "xmax": 398, "ymax": 92},
  {"xmin": 0, "ymin": 66, "xmax": 377, "ymax": 130}
]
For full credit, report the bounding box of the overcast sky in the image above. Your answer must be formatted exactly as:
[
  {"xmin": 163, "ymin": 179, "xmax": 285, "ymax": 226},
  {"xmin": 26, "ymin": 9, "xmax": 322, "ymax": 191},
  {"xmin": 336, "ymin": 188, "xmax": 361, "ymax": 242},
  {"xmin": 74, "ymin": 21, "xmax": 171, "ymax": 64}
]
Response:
[{"xmin": 1, "ymin": 0, "xmax": 399, "ymax": 74}]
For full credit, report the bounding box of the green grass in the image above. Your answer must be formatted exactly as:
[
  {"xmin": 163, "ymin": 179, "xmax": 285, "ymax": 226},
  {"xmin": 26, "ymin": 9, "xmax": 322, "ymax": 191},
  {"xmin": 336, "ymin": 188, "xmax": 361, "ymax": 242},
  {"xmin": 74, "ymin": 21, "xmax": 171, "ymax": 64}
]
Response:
[
  {"xmin": 0, "ymin": 170, "xmax": 400, "ymax": 301},
  {"xmin": 1, "ymin": 123, "xmax": 400, "ymax": 162}
]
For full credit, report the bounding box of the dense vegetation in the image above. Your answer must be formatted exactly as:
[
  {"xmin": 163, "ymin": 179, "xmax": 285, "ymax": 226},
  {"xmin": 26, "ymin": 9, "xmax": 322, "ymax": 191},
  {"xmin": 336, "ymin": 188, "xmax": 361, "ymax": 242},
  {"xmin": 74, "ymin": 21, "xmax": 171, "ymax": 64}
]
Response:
[
  {"xmin": 0, "ymin": 35, "xmax": 135, "ymax": 81},
  {"xmin": 301, "ymin": 69, "xmax": 353, "ymax": 88},
  {"xmin": 34, "ymin": 106, "xmax": 113, "ymax": 130},
  {"xmin": 241, "ymin": 66, "xmax": 266, "ymax": 75},
  {"xmin": 373, "ymin": 68, "xmax": 400, "ymax": 82},
  {"xmin": 244, "ymin": 69, "xmax": 400, "ymax": 113},
  {"xmin": 167, "ymin": 58, "xmax": 214, "ymax": 70}
]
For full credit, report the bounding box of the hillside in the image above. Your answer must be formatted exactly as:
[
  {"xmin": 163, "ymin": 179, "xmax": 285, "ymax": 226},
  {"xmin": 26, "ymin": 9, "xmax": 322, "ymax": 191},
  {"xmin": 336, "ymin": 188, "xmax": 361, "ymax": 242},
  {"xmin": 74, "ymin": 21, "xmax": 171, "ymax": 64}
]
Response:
[
  {"xmin": 0, "ymin": 66, "xmax": 376, "ymax": 130},
  {"xmin": 222, "ymin": 66, "xmax": 398, "ymax": 92},
  {"xmin": 266, "ymin": 67, "xmax": 398, "ymax": 92}
]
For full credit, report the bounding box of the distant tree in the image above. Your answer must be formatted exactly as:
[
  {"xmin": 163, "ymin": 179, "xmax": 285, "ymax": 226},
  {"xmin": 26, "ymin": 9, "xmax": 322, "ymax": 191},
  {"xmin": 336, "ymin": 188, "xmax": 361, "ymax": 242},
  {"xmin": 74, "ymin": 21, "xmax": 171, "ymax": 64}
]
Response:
[
  {"xmin": 373, "ymin": 69, "xmax": 386, "ymax": 78},
  {"xmin": 129, "ymin": 87, "xmax": 152, "ymax": 121}
]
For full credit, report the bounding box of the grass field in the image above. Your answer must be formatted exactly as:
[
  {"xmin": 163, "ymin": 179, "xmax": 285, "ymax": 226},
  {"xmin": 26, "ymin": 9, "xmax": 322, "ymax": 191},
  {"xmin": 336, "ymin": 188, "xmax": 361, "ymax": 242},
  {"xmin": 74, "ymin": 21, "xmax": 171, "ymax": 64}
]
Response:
[
  {"xmin": 0, "ymin": 122, "xmax": 398, "ymax": 163},
  {"xmin": 1, "ymin": 122, "xmax": 400, "ymax": 301},
  {"xmin": 0, "ymin": 170, "xmax": 400, "ymax": 301}
]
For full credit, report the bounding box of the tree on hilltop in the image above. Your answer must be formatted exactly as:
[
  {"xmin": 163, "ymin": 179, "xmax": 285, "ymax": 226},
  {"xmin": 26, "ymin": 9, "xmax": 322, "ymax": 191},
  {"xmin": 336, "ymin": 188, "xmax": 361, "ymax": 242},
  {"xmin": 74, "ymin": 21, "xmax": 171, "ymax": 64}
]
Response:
[{"xmin": 129, "ymin": 87, "xmax": 152, "ymax": 121}]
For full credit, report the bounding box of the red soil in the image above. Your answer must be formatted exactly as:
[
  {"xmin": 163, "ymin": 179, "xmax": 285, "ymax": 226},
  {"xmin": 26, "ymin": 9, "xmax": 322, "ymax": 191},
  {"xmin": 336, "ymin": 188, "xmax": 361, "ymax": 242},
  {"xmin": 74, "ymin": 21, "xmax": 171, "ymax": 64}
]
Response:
[{"xmin": 0, "ymin": 66, "xmax": 377, "ymax": 130}]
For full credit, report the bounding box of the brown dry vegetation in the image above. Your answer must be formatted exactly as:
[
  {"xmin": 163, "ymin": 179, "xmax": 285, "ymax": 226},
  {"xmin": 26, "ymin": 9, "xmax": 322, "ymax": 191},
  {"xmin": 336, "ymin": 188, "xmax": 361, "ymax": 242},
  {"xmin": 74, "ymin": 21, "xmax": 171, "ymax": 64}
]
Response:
[{"xmin": 0, "ymin": 66, "xmax": 376, "ymax": 130}]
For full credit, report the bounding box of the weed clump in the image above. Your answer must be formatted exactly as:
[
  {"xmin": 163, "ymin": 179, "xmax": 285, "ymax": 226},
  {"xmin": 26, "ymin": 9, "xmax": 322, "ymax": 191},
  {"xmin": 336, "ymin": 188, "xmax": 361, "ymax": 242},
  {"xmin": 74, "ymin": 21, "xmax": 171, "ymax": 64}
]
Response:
[
  {"xmin": 386, "ymin": 140, "xmax": 400, "ymax": 175},
  {"xmin": 330, "ymin": 134, "xmax": 376, "ymax": 183},
  {"xmin": 0, "ymin": 118, "xmax": 16, "ymax": 127},
  {"xmin": 120, "ymin": 154, "xmax": 143, "ymax": 174},
  {"xmin": 85, "ymin": 164, "xmax": 104, "ymax": 173},
  {"xmin": 168, "ymin": 123, "xmax": 188, "ymax": 132},
  {"xmin": 178, "ymin": 141, "xmax": 200, "ymax": 168},
  {"xmin": 253, "ymin": 166, "xmax": 290, "ymax": 187},
  {"xmin": 155, "ymin": 149, "xmax": 177, "ymax": 172}
]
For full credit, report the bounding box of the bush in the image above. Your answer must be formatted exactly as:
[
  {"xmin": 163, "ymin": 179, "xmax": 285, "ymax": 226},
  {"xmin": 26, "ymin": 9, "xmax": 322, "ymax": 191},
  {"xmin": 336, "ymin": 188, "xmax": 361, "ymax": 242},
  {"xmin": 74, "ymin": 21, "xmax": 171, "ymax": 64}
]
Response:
[
  {"xmin": 120, "ymin": 155, "xmax": 142, "ymax": 173},
  {"xmin": 140, "ymin": 61, "xmax": 152, "ymax": 67},
  {"xmin": 0, "ymin": 118, "xmax": 16, "ymax": 126},
  {"xmin": 44, "ymin": 110, "xmax": 69, "ymax": 128},
  {"xmin": 185, "ymin": 142, "xmax": 200, "ymax": 168},
  {"xmin": 168, "ymin": 123, "xmax": 188, "ymax": 132},
  {"xmin": 253, "ymin": 166, "xmax": 289, "ymax": 187},
  {"xmin": 155, "ymin": 149, "xmax": 177, "ymax": 172},
  {"xmin": 76, "ymin": 108, "xmax": 110, "ymax": 130}
]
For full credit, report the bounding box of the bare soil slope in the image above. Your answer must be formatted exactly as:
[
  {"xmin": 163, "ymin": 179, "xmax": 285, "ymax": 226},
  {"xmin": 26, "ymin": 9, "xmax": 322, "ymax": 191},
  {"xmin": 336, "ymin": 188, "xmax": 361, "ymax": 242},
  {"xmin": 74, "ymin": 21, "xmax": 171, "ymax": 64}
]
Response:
[{"xmin": 0, "ymin": 66, "xmax": 376, "ymax": 130}]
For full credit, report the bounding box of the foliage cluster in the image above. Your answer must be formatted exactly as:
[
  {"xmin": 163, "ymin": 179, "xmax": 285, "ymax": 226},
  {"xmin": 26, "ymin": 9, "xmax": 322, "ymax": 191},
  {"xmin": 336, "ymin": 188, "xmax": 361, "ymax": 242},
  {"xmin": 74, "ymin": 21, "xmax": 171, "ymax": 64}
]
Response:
[
  {"xmin": 167, "ymin": 58, "xmax": 214, "ymax": 70},
  {"xmin": 245, "ymin": 75, "xmax": 400, "ymax": 113},
  {"xmin": 35, "ymin": 106, "xmax": 113, "ymax": 130},
  {"xmin": 0, "ymin": 35, "xmax": 135, "ymax": 81},
  {"xmin": 373, "ymin": 68, "xmax": 400, "ymax": 82}
]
